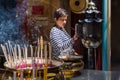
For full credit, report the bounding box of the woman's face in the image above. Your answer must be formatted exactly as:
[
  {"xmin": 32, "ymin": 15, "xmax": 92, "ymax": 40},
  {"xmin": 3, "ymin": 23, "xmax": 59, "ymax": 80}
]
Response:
[{"xmin": 55, "ymin": 16, "xmax": 67, "ymax": 28}]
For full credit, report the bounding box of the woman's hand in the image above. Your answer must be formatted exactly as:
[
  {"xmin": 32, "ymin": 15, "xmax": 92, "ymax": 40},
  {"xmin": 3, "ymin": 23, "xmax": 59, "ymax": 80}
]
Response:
[
  {"xmin": 72, "ymin": 35, "xmax": 78, "ymax": 41},
  {"xmin": 74, "ymin": 52, "xmax": 79, "ymax": 55}
]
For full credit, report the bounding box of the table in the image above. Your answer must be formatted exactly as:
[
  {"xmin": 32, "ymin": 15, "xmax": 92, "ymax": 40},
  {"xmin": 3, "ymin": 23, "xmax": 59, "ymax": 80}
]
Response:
[
  {"xmin": 1, "ymin": 69, "xmax": 120, "ymax": 80},
  {"xmin": 71, "ymin": 69, "xmax": 120, "ymax": 80}
]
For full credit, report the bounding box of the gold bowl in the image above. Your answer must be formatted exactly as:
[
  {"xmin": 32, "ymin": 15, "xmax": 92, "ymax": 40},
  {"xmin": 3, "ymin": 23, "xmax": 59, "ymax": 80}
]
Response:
[{"xmin": 58, "ymin": 55, "xmax": 83, "ymax": 62}]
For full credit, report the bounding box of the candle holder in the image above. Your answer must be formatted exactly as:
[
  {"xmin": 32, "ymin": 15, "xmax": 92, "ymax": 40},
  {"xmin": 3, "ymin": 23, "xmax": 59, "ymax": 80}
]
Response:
[
  {"xmin": 77, "ymin": 0, "xmax": 102, "ymax": 69},
  {"xmin": 1, "ymin": 40, "xmax": 64, "ymax": 79}
]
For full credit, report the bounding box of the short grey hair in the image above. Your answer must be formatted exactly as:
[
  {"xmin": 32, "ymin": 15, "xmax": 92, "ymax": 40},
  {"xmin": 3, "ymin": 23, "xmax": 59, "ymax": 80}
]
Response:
[{"xmin": 54, "ymin": 8, "xmax": 68, "ymax": 20}]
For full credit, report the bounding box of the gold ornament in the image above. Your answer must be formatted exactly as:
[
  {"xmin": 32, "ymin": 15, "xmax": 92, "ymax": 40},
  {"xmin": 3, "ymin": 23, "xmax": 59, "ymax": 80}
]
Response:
[{"xmin": 69, "ymin": 0, "xmax": 88, "ymax": 14}]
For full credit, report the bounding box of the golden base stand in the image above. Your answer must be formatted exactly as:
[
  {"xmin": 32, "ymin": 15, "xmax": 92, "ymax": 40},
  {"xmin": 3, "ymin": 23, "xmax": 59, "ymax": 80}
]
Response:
[{"xmin": 62, "ymin": 60, "xmax": 84, "ymax": 79}]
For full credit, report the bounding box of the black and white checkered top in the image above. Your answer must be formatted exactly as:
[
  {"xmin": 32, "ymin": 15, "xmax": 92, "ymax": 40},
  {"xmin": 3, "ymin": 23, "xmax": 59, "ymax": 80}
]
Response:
[{"xmin": 50, "ymin": 26, "xmax": 75, "ymax": 58}]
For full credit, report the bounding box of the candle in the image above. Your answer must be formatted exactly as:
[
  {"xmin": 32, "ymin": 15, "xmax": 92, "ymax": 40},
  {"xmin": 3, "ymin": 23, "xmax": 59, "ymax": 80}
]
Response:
[
  {"xmin": 44, "ymin": 43, "xmax": 47, "ymax": 63},
  {"xmin": 13, "ymin": 45, "xmax": 17, "ymax": 62},
  {"xmin": 36, "ymin": 46, "xmax": 40, "ymax": 68},
  {"xmin": 13, "ymin": 71, "xmax": 16, "ymax": 80},
  {"xmin": 18, "ymin": 45, "xmax": 21, "ymax": 61},
  {"xmin": 75, "ymin": 23, "xmax": 78, "ymax": 36},
  {"xmin": 37, "ymin": 46, "xmax": 40, "ymax": 58},
  {"xmin": 44, "ymin": 43, "xmax": 48, "ymax": 80},
  {"xmin": 37, "ymin": 38, "xmax": 40, "ymax": 58},
  {"xmin": 32, "ymin": 59, "xmax": 35, "ymax": 79},
  {"xmin": 30, "ymin": 45, "xmax": 33, "ymax": 68},
  {"xmin": 48, "ymin": 42, "xmax": 52, "ymax": 61},
  {"xmin": 30, "ymin": 45, "xmax": 33, "ymax": 57},
  {"xmin": 8, "ymin": 41, "xmax": 13, "ymax": 55},
  {"xmin": 40, "ymin": 36, "xmax": 43, "ymax": 50},
  {"xmin": 40, "ymin": 36, "xmax": 43, "ymax": 63},
  {"xmin": 9, "ymin": 44, "xmax": 14, "ymax": 59},
  {"xmin": 40, "ymin": 50, "xmax": 43, "ymax": 64},
  {"xmin": 8, "ymin": 41, "xmax": 14, "ymax": 65},
  {"xmin": 8, "ymin": 54, "xmax": 12, "ymax": 67}
]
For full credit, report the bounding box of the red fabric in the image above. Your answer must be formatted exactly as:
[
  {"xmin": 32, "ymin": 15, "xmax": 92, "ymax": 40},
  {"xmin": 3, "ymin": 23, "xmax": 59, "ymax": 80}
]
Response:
[{"xmin": 32, "ymin": 6, "xmax": 44, "ymax": 15}]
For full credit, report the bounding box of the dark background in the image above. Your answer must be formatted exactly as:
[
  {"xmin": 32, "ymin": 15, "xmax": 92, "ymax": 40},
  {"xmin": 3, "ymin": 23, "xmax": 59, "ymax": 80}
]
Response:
[
  {"xmin": 111, "ymin": 0, "xmax": 120, "ymax": 70},
  {"xmin": 71, "ymin": 0, "xmax": 120, "ymax": 70}
]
